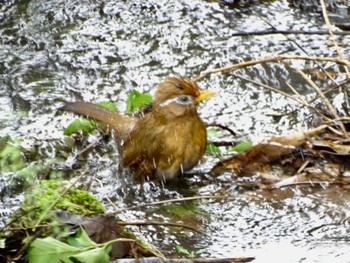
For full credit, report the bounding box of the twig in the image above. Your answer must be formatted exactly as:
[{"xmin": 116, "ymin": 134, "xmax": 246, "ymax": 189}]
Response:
[
  {"xmin": 76, "ymin": 135, "xmax": 103, "ymax": 156},
  {"xmin": 258, "ymin": 15, "xmax": 342, "ymax": 86},
  {"xmin": 297, "ymin": 70, "xmax": 349, "ymax": 139},
  {"xmin": 326, "ymin": 124, "xmax": 346, "ymax": 136},
  {"xmin": 275, "ymin": 181, "xmax": 338, "ymax": 189},
  {"xmin": 210, "ymin": 140, "xmax": 240, "ymax": 147},
  {"xmin": 232, "ymin": 73, "xmax": 309, "ymax": 107},
  {"xmin": 285, "ymin": 82, "xmax": 310, "ymax": 107},
  {"xmin": 114, "ymin": 257, "xmax": 255, "ymax": 263},
  {"xmin": 296, "ymin": 160, "xmax": 310, "ymax": 174},
  {"xmin": 233, "ymin": 73, "xmax": 335, "ymax": 121},
  {"xmin": 114, "ymin": 195, "xmax": 229, "ymax": 213},
  {"xmin": 320, "ymin": 0, "xmax": 350, "ymax": 79},
  {"xmin": 94, "ymin": 177, "xmax": 122, "ymax": 212},
  {"xmin": 116, "ymin": 220, "xmax": 203, "ymax": 234},
  {"xmin": 194, "ymin": 55, "xmax": 350, "ymax": 82},
  {"xmin": 206, "ymin": 123, "xmax": 237, "ymax": 136},
  {"xmin": 229, "ymin": 30, "xmax": 350, "ymax": 37}
]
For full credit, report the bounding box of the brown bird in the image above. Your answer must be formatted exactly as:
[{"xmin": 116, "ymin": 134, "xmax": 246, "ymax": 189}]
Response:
[{"xmin": 63, "ymin": 77, "xmax": 215, "ymax": 182}]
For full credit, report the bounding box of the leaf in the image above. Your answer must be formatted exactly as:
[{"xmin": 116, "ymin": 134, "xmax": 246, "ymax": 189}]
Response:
[
  {"xmin": 97, "ymin": 101, "xmax": 118, "ymax": 112},
  {"xmin": 176, "ymin": 244, "xmax": 191, "ymax": 256},
  {"xmin": 63, "ymin": 102, "xmax": 117, "ymax": 136},
  {"xmin": 64, "ymin": 118, "xmax": 97, "ymax": 136},
  {"xmin": 162, "ymin": 204, "xmax": 197, "ymax": 217},
  {"xmin": 71, "ymin": 245, "xmax": 111, "ymax": 263},
  {"xmin": 212, "ymin": 125, "xmax": 328, "ymax": 176},
  {"xmin": 68, "ymin": 227, "xmax": 97, "ymax": 248},
  {"xmin": 206, "ymin": 128, "xmax": 220, "ymax": 137},
  {"xmin": 27, "ymin": 237, "xmax": 81, "ymax": 263},
  {"xmin": 206, "ymin": 143, "xmax": 221, "ymax": 154},
  {"xmin": 126, "ymin": 90, "xmax": 153, "ymax": 113},
  {"xmin": 310, "ymin": 138, "xmax": 350, "ymax": 155},
  {"xmin": 28, "ymin": 228, "xmax": 112, "ymax": 263},
  {"xmin": 0, "ymin": 139, "xmax": 26, "ymax": 172},
  {"xmin": 0, "ymin": 239, "xmax": 5, "ymax": 249},
  {"xmin": 228, "ymin": 141, "xmax": 253, "ymax": 153}
]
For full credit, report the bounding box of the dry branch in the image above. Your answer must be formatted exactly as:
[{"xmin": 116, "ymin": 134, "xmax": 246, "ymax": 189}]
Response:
[
  {"xmin": 297, "ymin": 70, "xmax": 349, "ymax": 139},
  {"xmin": 320, "ymin": 0, "xmax": 350, "ymax": 79},
  {"xmin": 116, "ymin": 220, "xmax": 203, "ymax": 234},
  {"xmin": 114, "ymin": 195, "xmax": 228, "ymax": 213},
  {"xmin": 194, "ymin": 55, "xmax": 350, "ymax": 81},
  {"xmin": 229, "ymin": 30, "xmax": 350, "ymax": 37},
  {"xmin": 113, "ymin": 257, "xmax": 255, "ymax": 263}
]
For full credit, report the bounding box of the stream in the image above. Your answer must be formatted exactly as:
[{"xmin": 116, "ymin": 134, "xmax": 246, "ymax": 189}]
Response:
[{"xmin": 1, "ymin": 0, "xmax": 350, "ymax": 262}]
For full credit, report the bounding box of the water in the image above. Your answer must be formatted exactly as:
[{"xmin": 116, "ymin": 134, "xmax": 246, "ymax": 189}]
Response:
[{"xmin": 1, "ymin": 0, "xmax": 350, "ymax": 261}]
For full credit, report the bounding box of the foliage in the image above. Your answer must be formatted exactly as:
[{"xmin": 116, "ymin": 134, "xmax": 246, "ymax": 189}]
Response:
[
  {"xmin": 63, "ymin": 101, "xmax": 118, "ymax": 136},
  {"xmin": 160, "ymin": 203, "xmax": 198, "ymax": 218},
  {"xmin": 0, "ymin": 137, "xmax": 26, "ymax": 172},
  {"xmin": 15, "ymin": 160, "xmax": 63, "ymax": 189},
  {"xmin": 64, "ymin": 92, "xmax": 152, "ymax": 135},
  {"xmin": 206, "ymin": 140, "xmax": 252, "ymax": 155},
  {"xmin": 96, "ymin": 101, "xmax": 118, "ymax": 112},
  {"xmin": 126, "ymin": 90, "xmax": 153, "ymax": 113},
  {"xmin": 206, "ymin": 128, "xmax": 252, "ymax": 154},
  {"xmin": 121, "ymin": 228, "xmax": 165, "ymax": 259},
  {"xmin": 175, "ymin": 244, "xmax": 201, "ymax": 258},
  {"xmin": 0, "ymin": 136, "xmax": 64, "ymax": 189},
  {"xmin": 64, "ymin": 118, "xmax": 97, "ymax": 136},
  {"xmin": 12, "ymin": 180, "xmax": 104, "ymax": 228},
  {"xmin": 206, "ymin": 143, "xmax": 221, "ymax": 154},
  {"xmin": 228, "ymin": 141, "xmax": 253, "ymax": 153},
  {"xmin": 27, "ymin": 227, "xmax": 114, "ymax": 263}
]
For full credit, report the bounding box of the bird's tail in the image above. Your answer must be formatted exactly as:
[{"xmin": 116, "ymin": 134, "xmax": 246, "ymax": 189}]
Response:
[{"xmin": 62, "ymin": 102, "xmax": 135, "ymax": 139}]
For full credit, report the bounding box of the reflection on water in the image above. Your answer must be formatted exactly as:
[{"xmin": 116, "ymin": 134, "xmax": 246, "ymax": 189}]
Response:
[{"xmin": 1, "ymin": 0, "xmax": 350, "ymax": 261}]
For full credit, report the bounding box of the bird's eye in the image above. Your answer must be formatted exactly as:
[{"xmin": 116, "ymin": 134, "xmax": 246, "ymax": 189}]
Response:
[{"xmin": 176, "ymin": 95, "xmax": 192, "ymax": 105}]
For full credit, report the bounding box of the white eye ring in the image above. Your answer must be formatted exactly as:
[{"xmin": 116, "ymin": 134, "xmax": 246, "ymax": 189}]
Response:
[{"xmin": 160, "ymin": 95, "xmax": 193, "ymax": 107}]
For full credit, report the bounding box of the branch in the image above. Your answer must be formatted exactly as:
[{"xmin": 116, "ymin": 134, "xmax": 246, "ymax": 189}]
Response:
[
  {"xmin": 114, "ymin": 195, "xmax": 229, "ymax": 213},
  {"xmin": 114, "ymin": 257, "xmax": 255, "ymax": 263},
  {"xmin": 229, "ymin": 30, "xmax": 350, "ymax": 37},
  {"xmin": 297, "ymin": 70, "xmax": 349, "ymax": 139},
  {"xmin": 320, "ymin": 0, "xmax": 350, "ymax": 79},
  {"xmin": 116, "ymin": 220, "xmax": 203, "ymax": 234},
  {"xmin": 194, "ymin": 55, "xmax": 350, "ymax": 81}
]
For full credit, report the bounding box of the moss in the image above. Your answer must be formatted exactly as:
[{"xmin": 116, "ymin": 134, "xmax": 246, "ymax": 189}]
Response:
[{"xmin": 11, "ymin": 180, "xmax": 104, "ymax": 228}]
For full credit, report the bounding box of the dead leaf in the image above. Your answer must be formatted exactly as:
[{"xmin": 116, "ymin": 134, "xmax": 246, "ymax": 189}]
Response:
[
  {"xmin": 54, "ymin": 210, "xmax": 133, "ymax": 258},
  {"xmin": 310, "ymin": 138, "xmax": 350, "ymax": 155},
  {"xmin": 211, "ymin": 125, "xmax": 327, "ymax": 176}
]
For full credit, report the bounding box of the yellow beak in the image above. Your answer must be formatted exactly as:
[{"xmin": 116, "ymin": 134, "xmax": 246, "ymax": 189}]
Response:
[{"xmin": 196, "ymin": 90, "xmax": 216, "ymax": 102}]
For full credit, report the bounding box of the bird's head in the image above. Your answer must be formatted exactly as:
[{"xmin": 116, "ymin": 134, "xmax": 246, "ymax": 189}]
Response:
[{"xmin": 153, "ymin": 77, "xmax": 215, "ymax": 118}]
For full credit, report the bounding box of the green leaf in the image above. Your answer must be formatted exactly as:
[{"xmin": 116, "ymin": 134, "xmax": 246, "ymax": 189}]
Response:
[
  {"xmin": 206, "ymin": 143, "xmax": 221, "ymax": 154},
  {"xmin": 206, "ymin": 128, "xmax": 220, "ymax": 137},
  {"xmin": 71, "ymin": 245, "xmax": 111, "ymax": 263},
  {"xmin": 176, "ymin": 244, "xmax": 194, "ymax": 257},
  {"xmin": 27, "ymin": 237, "xmax": 81, "ymax": 263},
  {"xmin": 0, "ymin": 239, "xmax": 5, "ymax": 249},
  {"xmin": 0, "ymin": 139, "xmax": 26, "ymax": 172},
  {"xmin": 97, "ymin": 101, "xmax": 118, "ymax": 112},
  {"xmin": 28, "ymin": 228, "xmax": 111, "ymax": 263},
  {"xmin": 64, "ymin": 118, "xmax": 97, "ymax": 136},
  {"xmin": 68, "ymin": 227, "xmax": 97, "ymax": 248},
  {"xmin": 63, "ymin": 102, "xmax": 117, "ymax": 136},
  {"xmin": 228, "ymin": 141, "xmax": 253, "ymax": 153},
  {"xmin": 175, "ymin": 245, "xmax": 198, "ymax": 258},
  {"xmin": 162, "ymin": 204, "xmax": 196, "ymax": 217},
  {"xmin": 126, "ymin": 90, "xmax": 153, "ymax": 113}
]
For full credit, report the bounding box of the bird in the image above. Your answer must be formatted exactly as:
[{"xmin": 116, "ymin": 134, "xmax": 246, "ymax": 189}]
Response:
[{"xmin": 62, "ymin": 77, "xmax": 215, "ymax": 182}]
